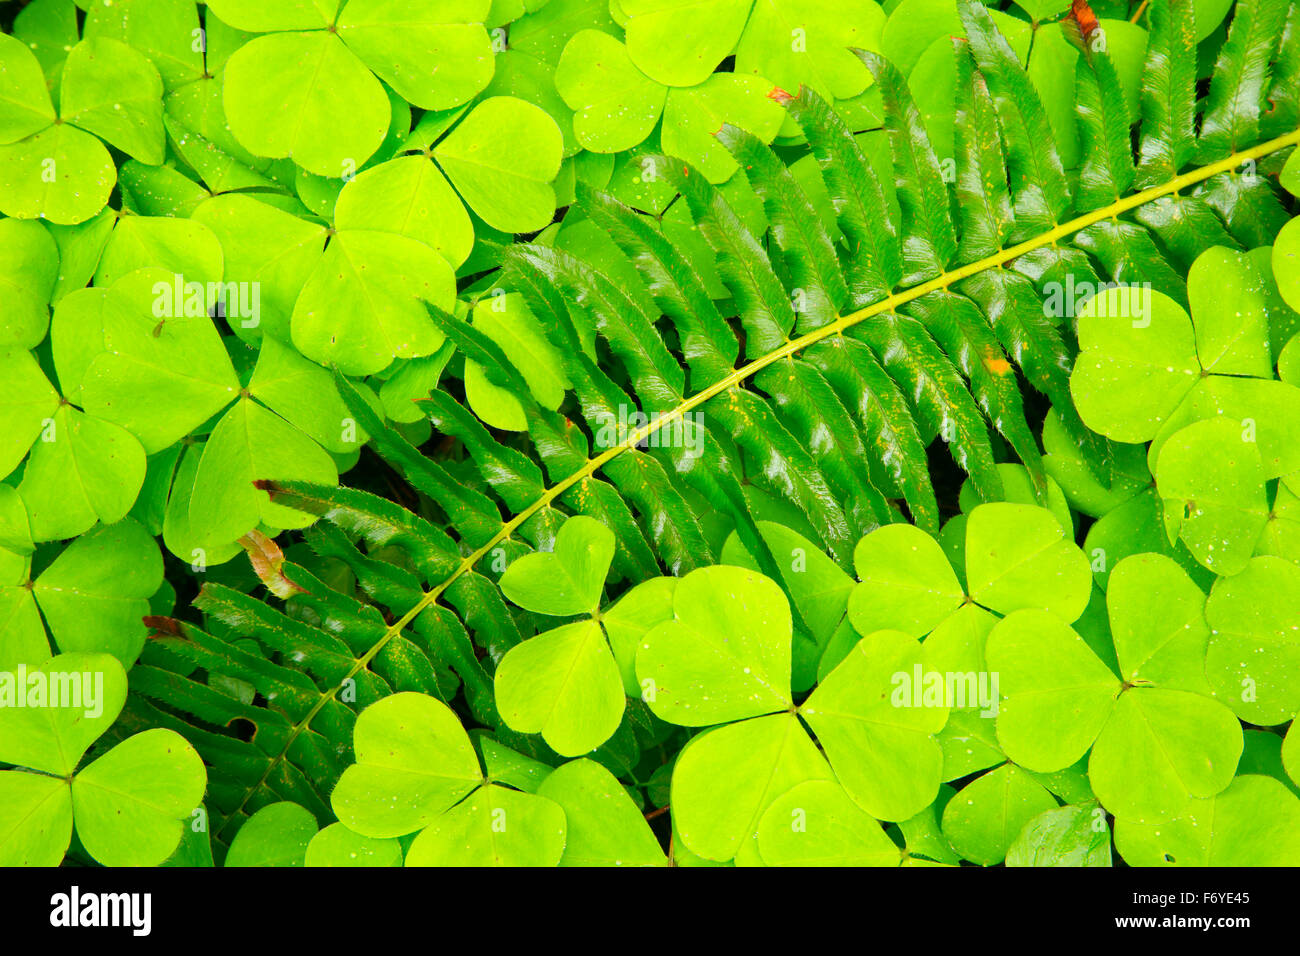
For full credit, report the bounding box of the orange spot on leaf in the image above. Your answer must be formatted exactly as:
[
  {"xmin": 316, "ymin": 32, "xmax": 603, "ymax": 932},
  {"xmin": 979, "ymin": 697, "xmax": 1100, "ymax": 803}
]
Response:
[
  {"xmin": 1070, "ymin": 0, "xmax": 1100, "ymax": 38},
  {"xmin": 983, "ymin": 351, "xmax": 1013, "ymax": 375}
]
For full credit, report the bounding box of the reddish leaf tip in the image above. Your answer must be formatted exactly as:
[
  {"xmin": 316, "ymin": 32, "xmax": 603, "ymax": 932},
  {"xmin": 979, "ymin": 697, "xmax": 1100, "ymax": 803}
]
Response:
[
  {"xmin": 143, "ymin": 616, "xmax": 184, "ymax": 637},
  {"xmin": 1070, "ymin": 0, "xmax": 1100, "ymax": 38}
]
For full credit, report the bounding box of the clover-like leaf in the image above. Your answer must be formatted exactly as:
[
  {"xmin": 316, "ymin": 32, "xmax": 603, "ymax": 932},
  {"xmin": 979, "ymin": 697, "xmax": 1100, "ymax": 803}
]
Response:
[
  {"xmin": 556, "ymin": 29, "xmax": 666, "ymax": 153},
  {"xmin": 335, "ymin": 0, "xmax": 495, "ymax": 111},
  {"xmin": 93, "ymin": 216, "xmax": 224, "ymax": 288},
  {"xmin": 162, "ymin": 80, "xmax": 288, "ymax": 196},
  {"xmin": 0, "ymin": 652, "xmax": 128, "ymax": 776},
  {"xmin": 1107, "ymin": 553, "xmax": 1212, "ymax": 694},
  {"xmin": 71, "ymin": 727, "xmax": 207, "ymax": 867},
  {"xmin": 726, "ymin": 522, "xmax": 854, "ymax": 648},
  {"xmin": 661, "ymin": 74, "xmax": 785, "ymax": 183},
  {"xmin": 1082, "ymin": 488, "xmax": 1211, "ymax": 592},
  {"xmin": 0, "ymin": 662, "xmax": 203, "ymax": 861},
  {"xmin": 801, "ymin": 630, "xmax": 947, "ymax": 821},
  {"xmin": 736, "ymin": 0, "xmax": 883, "ymax": 105},
  {"xmin": 223, "ymin": 31, "xmax": 390, "ymax": 178},
  {"xmin": 191, "ymin": 194, "xmax": 328, "ymax": 344},
  {"xmin": 0, "ymin": 123, "xmax": 116, "ymax": 224},
  {"xmin": 602, "ymin": 576, "xmax": 676, "ymax": 696},
  {"xmin": 471, "ymin": 292, "xmax": 572, "ymax": 411},
  {"xmin": 0, "ymin": 35, "xmax": 165, "ymax": 224},
  {"xmin": 304, "ymin": 822, "xmax": 403, "ymax": 867},
  {"xmin": 404, "ymin": 783, "xmax": 566, "ymax": 866},
  {"xmin": 79, "ymin": 268, "xmax": 241, "ymax": 454},
  {"xmin": 536, "ymin": 758, "xmax": 667, "ymax": 867},
  {"xmin": 161, "ymin": 444, "xmax": 242, "ymax": 567},
  {"xmin": 624, "ymin": 0, "xmax": 883, "ymax": 103},
  {"xmin": 463, "ymin": 358, "xmax": 530, "ymax": 430},
  {"xmin": 721, "ymin": 520, "xmax": 853, "ymax": 689},
  {"xmin": 1187, "ymin": 246, "xmax": 1273, "ymax": 377},
  {"xmin": 0, "ymin": 585, "xmax": 45, "ymax": 673},
  {"xmin": 0, "ymin": 772, "xmax": 73, "ymax": 866},
  {"xmin": 187, "ymin": 398, "xmax": 338, "ymax": 547},
  {"xmin": 494, "ymin": 620, "xmax": 625, "ymax": 757},
  {"xmin": 0, "ymin": 348, "xmax": 60, "ymax": 479},
  {"xmin": 499, "ymin": 514, "xmax": 614, "ymax": 616},
  {"xmin": 1088, "ymin": 687, "xmax": 1242, "ymax": 822},
  {"xmin": 479, "ymin": 737, "xmax": 552, "ymax": 795},
  {"xmin": 1114, "ymin": 775, "xmax": 1300, "ymax": 866},
  {"xmin": 1154, "ymin": 417, "xmax": 1269, "ymax": 576},
  {"xmin": 1204, "ymin": 556, "xmax": 1300, "ymax": 726},
  {"xmin": 0, "ymin": 219, "xmax": 59, "ymax": 350},
  {"xmin": 332, "ymin": 693, "xmax": 483, "ymax": 839},
  {"xmin": 247, "ymin": 339, "xmax": 369, "ymax": 455},
  {"xmin": 895, "ymin": 782, "xmax": 960, "ymax": 863},
  {"xmin": 225, "ymin": 802, "xmax": 319, "ymax": 867},
  {"xmin": 1070, "ymin": 287, "xmax": 1200, "ymax": 443},
  {"xmin": 922, "ymin": 604, "xmax": 1004, "ymax": 781},
  {"xmin": 28, "ymin": 518, "xmax": 163, "ymax": 666},
  {"xmin": 1146, "ymin": 376, "xmax": 1300, "ymax": 481},
  {"xmin": 0, "ymin": 31, "xmax": 56, "ymax": 142},
  {"xmin": 82, "ymin": 0, "xmax": 206, "ymax": 91},
  {"xmin": 1005, "ymin": 802, "xmax": 1111, "ymax": 868},
  {"xmin": 431, "ymin": 96, "xmax": 564, "ymax": 232},
  {"xmin": 637, "ymin": 564, "xmax": 792, "ymax": 725},
  {"xmin": 670, "ymin": 712, "xmax": 833, "ymax": 863},
  {"xmin": 17, "ymin": 404, "xmax": 147, "ymax": 542},
  {"xmin": 964, "ymin": 502, "xmax": 1091, "ymax": 623},
  {"xmin": 987, "ymin": 609, "xmax": 1122, "ymax": 774},
  {"xmin": 941, "ymin": 763, "xmax": 1057, "ymax": 866},
  {"xmin": 59, "ymin": 37, "xmax": 165, "ymax": 164},
  {"xmin": 756, "ymin": 779, "xmax": 902, "ymax": 867},
  {"xmin": 203, "ymin": 0, "xmax": 334, "ymax": 31},
  {"xmin": 847, "ymin": 522, "xmax": 963, "ymax": 639},
  {"xmin": 334, "ymin": 154, "xmax": 475, "ymax": 269},
  {"xmin": 559, "ymin": 28, "xmax": 786, "ymax": 183},
  {"xmin": 290, "ymin": 229, "xmax": 456, "ymax": 376},
  {"xmin": 622, "ymin": 0, "xmax": 750, "ymax": 87}
]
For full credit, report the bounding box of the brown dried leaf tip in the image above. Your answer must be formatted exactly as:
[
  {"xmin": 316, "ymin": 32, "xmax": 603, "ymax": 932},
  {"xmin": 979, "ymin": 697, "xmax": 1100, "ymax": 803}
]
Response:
[
  {"xmin": 239, "ymin": 528, "xmax": 308, "ymax": 599},
  {"xmin": 143, "ymin": 616, "xmax": 184, "ymax": 638},
  {"xmin": 252, "ymin": 478, "xmax": 279, "ymax": 498}
]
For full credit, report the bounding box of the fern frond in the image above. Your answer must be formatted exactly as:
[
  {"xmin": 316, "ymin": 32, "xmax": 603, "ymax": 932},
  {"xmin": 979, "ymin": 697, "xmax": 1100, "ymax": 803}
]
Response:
[
  {"xmin": 1135, "ymin": 0, "xmax": 1198, "ymax": 187},
  {"xmin": 959, "ymin": 0, "xmax": 1071, "ymax": 237},
  {"xmin": 861, "ymin": 51, "xmax": 958, "ymax": 281},
  {"xmin": 780, "ymin": 89, "xmax": 903, "ymax": 305},
  {"xmin": 1198, "ymin": 0, "xmax": 1290, "ymax": 161}
]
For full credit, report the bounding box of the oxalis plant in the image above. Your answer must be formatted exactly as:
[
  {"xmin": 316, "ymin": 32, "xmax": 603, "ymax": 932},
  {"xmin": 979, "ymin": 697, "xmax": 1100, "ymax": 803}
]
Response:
[{"xmin": 1, "ymin": 0, "xmax": 1300, "ymax": 869}]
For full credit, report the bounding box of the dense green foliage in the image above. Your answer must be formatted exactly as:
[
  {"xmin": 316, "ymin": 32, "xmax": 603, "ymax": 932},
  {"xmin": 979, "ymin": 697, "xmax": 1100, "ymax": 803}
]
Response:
[{"xmin": 1, "ymin": 0, "xmax": 1299, "ymax": 867}]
